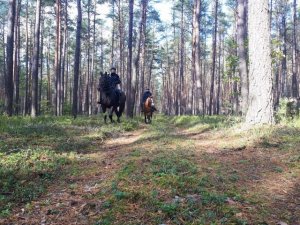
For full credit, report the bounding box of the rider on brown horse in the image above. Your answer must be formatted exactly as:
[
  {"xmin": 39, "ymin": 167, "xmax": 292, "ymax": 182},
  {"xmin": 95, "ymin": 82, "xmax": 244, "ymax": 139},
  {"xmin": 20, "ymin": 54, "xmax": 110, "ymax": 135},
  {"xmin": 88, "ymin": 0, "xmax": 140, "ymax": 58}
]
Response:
[{"xmin": 141, "ymin": 88, "xmax": 157, "ymax": 112}]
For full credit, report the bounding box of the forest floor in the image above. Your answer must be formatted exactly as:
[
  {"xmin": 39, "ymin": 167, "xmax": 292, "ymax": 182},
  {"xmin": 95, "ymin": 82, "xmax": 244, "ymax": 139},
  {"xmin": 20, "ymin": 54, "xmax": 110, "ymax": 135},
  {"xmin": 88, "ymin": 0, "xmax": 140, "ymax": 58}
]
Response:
[{"xmin": 0, "ymin": 115, "xmax": 299, "ymax": 225}]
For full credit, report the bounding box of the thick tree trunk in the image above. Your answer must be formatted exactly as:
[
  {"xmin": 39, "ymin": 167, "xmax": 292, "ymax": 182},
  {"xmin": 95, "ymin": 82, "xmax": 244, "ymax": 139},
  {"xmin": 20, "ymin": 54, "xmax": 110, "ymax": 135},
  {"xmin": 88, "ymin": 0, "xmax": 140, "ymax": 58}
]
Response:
[
  {"xmin": 72, "ymin": 0, "xmax": 82, "ymax": 119},
  {"xmin": 5, "ymin": 0, "xmax": 16, "ymax": 116},
  {"xmin": 246, "ymin": 0, "xmax": 274, "ymax": 124}
]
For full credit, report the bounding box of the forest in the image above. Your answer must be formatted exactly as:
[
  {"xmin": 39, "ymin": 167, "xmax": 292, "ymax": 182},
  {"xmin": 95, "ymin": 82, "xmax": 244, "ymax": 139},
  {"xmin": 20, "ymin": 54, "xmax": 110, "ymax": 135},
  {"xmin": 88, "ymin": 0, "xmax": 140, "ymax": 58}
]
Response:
[
  {"xmin": 0, "ymin": 0, "xmax": 300, "ymax": 224},
  {"xmin": 1, "ymin": 0, "xmax": 299, "ymax": 119}
]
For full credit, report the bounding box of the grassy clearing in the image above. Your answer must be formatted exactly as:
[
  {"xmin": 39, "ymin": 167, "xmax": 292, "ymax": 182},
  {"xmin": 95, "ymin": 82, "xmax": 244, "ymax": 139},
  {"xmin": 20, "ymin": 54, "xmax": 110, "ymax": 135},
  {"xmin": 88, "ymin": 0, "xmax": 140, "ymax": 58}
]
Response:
[{"xmin": 0, "ymin": 115, "xmax": 139, "ymax": 218}]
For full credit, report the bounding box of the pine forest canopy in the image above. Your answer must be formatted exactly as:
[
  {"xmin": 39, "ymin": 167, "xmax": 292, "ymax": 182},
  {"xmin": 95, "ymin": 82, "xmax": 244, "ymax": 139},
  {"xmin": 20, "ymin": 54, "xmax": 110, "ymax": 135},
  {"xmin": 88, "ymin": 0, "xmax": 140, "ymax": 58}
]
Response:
[{"xmin": 1, "ymin": 0, "xmax": 299, "ymax": 124}]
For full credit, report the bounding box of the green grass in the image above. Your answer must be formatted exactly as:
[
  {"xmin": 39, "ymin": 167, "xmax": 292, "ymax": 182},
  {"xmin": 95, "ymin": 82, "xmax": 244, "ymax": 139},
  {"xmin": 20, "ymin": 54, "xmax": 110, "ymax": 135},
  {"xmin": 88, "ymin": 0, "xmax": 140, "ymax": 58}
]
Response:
[
  {"xmin": 93, "ymin": 115, "xmax": 300, "ymax": 224},
  {"xmin": 0, "ymin": 115, "xmax": 140, "ymax": 218},
  {"xmin": 1, "ymin": 114, "xmax": 299, "ymax": 223}
]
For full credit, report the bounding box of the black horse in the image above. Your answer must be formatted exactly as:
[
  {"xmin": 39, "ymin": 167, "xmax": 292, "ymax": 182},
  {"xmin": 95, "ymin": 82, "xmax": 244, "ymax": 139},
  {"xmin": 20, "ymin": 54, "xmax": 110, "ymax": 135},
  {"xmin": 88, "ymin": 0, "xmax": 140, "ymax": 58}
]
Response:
[{"xmin": 97, "ymin": 72, "xmax": 126, "ymax": 123}]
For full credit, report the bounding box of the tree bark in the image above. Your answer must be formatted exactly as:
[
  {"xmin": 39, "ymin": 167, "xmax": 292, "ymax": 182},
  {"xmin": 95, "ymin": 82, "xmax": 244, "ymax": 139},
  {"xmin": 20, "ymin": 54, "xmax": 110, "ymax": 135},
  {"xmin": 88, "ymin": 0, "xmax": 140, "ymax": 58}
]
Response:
[
  {"xmin": 126, "ymin": 0, "xmax": 134, "ymax": 117},
  {"xmin": 5, "ymin": 0, "xmax": 16, "ymax": 116},
  {"xmin": 31, "ymin": 0, "xmax": 41, "ymax": 117},
  {"xmin": 72, "ymin": 0, "xmax": 82, "ymax": 119},
  {"xmin": 246, "ymin": 0, "xmax": 274, "ymax": 124},
  {"xmin": 14, "ymin": 0, "xmax": 21, "ymax": 115},
  {"xmin": 191, "ymin": 0, "xmax": 201, "ymax": 115},
  {"xmin": 209, "ymin": 0, "xmax": 218, "ymax": 115},
  {"xmin": 292, "ymin": 0, "xmax": 299, "ymax": 98},
  {"xmin": 55, "ymin": 0, "xmax": 62, "ymax": 116},
  {"xmin": 237, "ymin": 0, "xmax": 248, "ymax": 115},
  {"xmin": 24, "ymin": 0, "xmax": 30, "ymax": 115}
]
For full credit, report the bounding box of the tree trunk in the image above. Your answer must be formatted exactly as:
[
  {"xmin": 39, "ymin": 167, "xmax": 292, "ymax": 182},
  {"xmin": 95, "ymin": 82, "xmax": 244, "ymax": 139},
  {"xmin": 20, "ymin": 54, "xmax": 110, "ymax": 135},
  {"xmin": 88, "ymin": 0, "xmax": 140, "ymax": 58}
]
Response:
[
  {"xmin": 39, "ymin": 15, "xmax": 44, "ymax": 115},
  {"xmin": 55, "ymin": 0, "xmax": 62, "ymax": 116},
  {"xmin": 85, "ymin": 0, "xmax": 91, "ymax": 115},
  {"xmin": 292, "ymin": 0, "xmax": 299, "ymax": 98},
  {"xmin": 61, "ymin": 0, "xmax": 68, "ymax": 113},
  {"xmin": 24, "ymin": 0, "xmax": 30, "ymax": 115},
  {"xmin": 72, "ymin": 0, "xmax": 82, "ymax": 119},
  {"xmin": 5, "ymin": 0, "xmax": 16, "ymax": 116},
  {"xmin": 191, "ymin": 0, "xmax": 201, "ymax": 115},
  {"xmin": 179, "ymin": 0, "xmax": 185, "ymax": 115},
  {"xmin": 246, "ymin": 0, "xmax": 274, "ymax": 124},
  {"xmin": 31, "ymin": 0, "xmax": 41, "ymax": 117},
  {"xmin": 14, "ymin": 0, "xmax": 21, "ymax": 115},
  {"xmin": 135, "ymin": 0, "xmax": 148, "ymax": 113},
  {"xmin": 237, "ymin": 0, "xmax": 248, "ymax": 115},
  {"xmin": 111, "ymin": 0, "xmax": 115, "ymax": 65},
  {"xmin": 280, "ymin": 3, "xmax": 287, "ymax": 99},
  {"xmin": 209, "ymin": 0, "xmax": 218, "ymax": 115},
  {"xmin": 126, "ymin": 0, "xmax": 134, "ymax": 117}
]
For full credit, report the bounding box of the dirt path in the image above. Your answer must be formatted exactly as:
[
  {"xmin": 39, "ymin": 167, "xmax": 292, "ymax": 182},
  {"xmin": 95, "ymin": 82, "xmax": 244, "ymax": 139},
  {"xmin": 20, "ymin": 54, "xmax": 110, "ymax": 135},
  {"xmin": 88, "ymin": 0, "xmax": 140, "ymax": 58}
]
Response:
[{"xmin": 2, "ymin": 128, "xmax": 147, "ymax": 225}]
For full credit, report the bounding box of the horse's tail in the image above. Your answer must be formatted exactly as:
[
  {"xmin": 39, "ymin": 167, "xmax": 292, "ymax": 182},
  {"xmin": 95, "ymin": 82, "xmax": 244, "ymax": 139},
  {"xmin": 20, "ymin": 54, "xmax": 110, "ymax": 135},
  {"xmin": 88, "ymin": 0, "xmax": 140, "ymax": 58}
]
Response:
[{"xmin": 117, "ymin": 91, "xmax": 126, "ymax": 117}]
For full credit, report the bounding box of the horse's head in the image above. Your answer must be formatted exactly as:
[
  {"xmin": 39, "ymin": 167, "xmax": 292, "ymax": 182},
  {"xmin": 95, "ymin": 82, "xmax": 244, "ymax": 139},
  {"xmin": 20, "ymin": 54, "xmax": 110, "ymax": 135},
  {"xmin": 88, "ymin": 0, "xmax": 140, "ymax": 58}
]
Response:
[
  {"xmin": 145, "ymin": 96, "xmax": 155, "ymax": 109},
  {"xmin": 98, "ymin": 72, "xmax": 111, "ymax": 93}
]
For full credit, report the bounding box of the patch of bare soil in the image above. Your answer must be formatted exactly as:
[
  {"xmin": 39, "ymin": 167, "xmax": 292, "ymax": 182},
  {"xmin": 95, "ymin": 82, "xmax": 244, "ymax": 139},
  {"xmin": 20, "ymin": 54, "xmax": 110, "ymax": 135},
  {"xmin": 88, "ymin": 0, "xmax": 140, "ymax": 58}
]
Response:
[{"xmin": 1, "ymin": 129, "xmax": 146, "ymax": 225}]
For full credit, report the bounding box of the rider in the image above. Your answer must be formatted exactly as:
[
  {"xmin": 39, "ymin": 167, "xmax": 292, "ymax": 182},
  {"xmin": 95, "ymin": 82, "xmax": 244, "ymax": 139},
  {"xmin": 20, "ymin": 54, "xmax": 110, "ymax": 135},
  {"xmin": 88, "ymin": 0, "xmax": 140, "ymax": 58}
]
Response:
[
  {"xmin": 110, "ymin": 67, "xmax": 121, "ymax": 88},
  {"xmin": 141, "ymin": 88, "xmax": 157, "ymax": 112},
  {"xmin": 110, "ymin": 67, "xmax": 121, "ymax": 102}
]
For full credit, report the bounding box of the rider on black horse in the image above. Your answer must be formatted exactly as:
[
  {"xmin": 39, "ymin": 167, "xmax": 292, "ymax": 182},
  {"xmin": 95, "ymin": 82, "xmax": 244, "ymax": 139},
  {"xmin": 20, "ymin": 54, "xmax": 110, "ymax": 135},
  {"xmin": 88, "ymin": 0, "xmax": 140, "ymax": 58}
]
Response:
[
  {"xmin": 141, "ymin": 88, "xmax": 157, "ymax": 112},
  {"xmin": 98, "ymin": 67, "xmax": 121, "ymax": 105}
]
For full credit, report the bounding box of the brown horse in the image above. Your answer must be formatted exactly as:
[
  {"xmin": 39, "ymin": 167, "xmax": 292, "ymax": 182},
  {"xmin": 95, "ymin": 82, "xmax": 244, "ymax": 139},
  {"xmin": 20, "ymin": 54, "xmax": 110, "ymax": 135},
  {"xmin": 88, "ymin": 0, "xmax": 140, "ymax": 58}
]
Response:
[{"xmin": 144, "ymin": 96, "xmax": 155, "ymax": 124}]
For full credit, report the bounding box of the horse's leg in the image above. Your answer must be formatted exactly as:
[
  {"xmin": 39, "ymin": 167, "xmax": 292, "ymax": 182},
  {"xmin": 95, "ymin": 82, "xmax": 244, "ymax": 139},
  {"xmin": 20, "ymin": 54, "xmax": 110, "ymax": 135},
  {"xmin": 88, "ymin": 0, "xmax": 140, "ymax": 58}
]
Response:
[
  {"xmin": 117, "ymin": 109, "xmax": 121, "ymax": 123},
  {"xmin": 109, "ymin": 107, "xmax": 115, "ymax": 123},
  {"xmin": 102, "ymin": 105, "xmax": 107, "ymax": 124}
]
